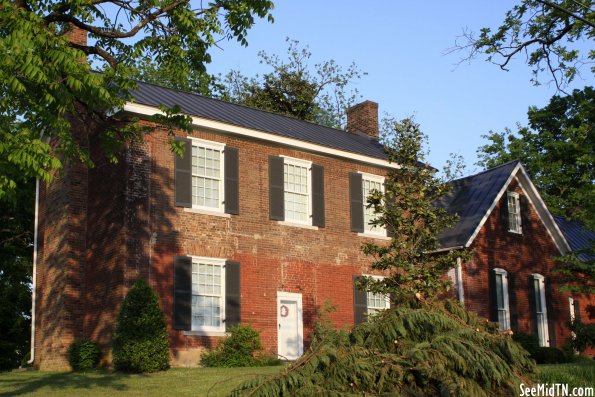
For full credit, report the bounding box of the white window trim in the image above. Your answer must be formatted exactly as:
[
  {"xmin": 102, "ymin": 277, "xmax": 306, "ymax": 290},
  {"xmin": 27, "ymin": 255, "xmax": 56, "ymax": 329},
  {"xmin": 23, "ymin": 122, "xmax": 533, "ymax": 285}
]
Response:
[
  {"xmin": 493, "ymin": 268, "xmax": 511, "ymax": 330},
  {"xmin": 190, "ymin": 256, "xmax": 226, "ymax": 334},
  {"xmin": 189, "ymin": 137, "xmax": 226, "ymax": 213},
  {"xmin": 507, "ymin": 191, "xmax": 522, "ymax": 234},
  {"xmin": 359, "ymin": 171, "xmax": 386, "ymax": 237},
  {"xmin": 363, "ymin": 274, "xmax": 391, "ymax": 315},
  {"xmin": 280, "ymin": 156, "xmax": 313, "ymax": 226},
  {"xmin": 532, "ymin": 273, "xmax": 550, "ymax": 347}
]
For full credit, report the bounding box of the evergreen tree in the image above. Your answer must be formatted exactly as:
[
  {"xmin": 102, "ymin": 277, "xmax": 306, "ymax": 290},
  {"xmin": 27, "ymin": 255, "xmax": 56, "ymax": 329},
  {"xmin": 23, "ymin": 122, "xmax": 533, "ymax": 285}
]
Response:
[{"xmin": 112, "ymin": 279, "xmax": 170, "ymax": 373}]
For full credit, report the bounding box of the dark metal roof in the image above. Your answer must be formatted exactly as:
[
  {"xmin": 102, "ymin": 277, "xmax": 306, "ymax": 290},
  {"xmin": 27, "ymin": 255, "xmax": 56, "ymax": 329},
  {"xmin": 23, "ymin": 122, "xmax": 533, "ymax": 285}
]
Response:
[
  {"xmin": 437, "ymin": 160, "xmax": 520, "ymax": 248},
  {"xmin": 129, "ymin": 81, "xmax": 388, "ymax": 160},
  {"xmin": 554, "ymin": 216, "xmax": 595, "ymax": 261}
]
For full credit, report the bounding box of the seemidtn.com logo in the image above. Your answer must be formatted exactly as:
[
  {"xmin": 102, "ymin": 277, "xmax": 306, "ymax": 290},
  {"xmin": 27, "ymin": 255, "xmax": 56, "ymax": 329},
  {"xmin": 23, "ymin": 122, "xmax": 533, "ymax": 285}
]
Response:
[{"xmin": 519, "ymin": 383, "xmax": 594, "ymax": 397}]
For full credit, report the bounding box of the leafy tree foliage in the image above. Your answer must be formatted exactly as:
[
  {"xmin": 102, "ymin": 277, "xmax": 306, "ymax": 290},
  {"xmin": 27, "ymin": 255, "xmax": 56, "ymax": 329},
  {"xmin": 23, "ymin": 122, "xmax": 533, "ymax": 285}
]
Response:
[
  {"xmin": 112, "ymin": 279, "xmax": 169, "ymax": 373},
  {"xmin": 0, "ymin": 177, "xmax": 33, "ymax": 370},
  {"xmin": 0, "ymin": 0, "xmax": 274, "ymax": 200},
  {"xmin": 362, "ymin": 117, "xmax": 470, "ymax": 301},
  {"xmin": 231, "ymin": 120, "xmax": 534, "ymax": 396},
  {"xmin": 454, "ymin": 0, "xmax": 594, "ymax": 89},
  {"xmin": 216, "ymin": 38, "xmax": 365, "ymax": 129},
  {"xmin": 477, "ymin": 87, "xmax": 594, "ymax": 229}
]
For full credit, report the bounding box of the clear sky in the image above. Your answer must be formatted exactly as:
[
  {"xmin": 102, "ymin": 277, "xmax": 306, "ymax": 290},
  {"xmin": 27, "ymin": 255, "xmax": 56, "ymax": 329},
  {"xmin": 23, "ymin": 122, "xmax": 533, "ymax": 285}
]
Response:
[{"xmin": 204, "ymin": 0, "xmax": 593, "ymax": 174}]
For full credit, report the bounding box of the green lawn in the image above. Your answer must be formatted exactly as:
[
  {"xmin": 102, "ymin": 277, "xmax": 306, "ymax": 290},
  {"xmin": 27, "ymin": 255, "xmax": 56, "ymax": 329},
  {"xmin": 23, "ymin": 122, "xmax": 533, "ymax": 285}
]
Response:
[
  {"xmin": 534, "ymin": 359, "xmax": 595, "ymax": 389},
  {"xmin": 0, "ymin": 366, "xmax": 283, "ymax": 397}
]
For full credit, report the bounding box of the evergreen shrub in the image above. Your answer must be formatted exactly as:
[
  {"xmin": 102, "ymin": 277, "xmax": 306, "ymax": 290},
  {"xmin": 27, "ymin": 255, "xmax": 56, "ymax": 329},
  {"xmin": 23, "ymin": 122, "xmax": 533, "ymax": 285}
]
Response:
[
  {"xmin": 112, "ymin": 279, "xmax": 170, "ymax": 373},
  {"xmin": 233, "ymin": 299, "xmax": 535, "ymax": 397},
  {"xmin": 201, "ymin": 325, "xmax": 280, "ymax": 367},
  {"xmin": 68, "ymin": 340, "xmax": 100, "ymax": 371}
]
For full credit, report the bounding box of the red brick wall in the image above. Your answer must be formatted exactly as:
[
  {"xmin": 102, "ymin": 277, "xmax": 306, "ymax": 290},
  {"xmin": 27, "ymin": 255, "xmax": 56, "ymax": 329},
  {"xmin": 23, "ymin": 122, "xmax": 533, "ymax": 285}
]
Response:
[
  {"xmin": 37, "ymin": 120, "xmax": 391, "ymax": 367},
  {"xmin": 461, "ymin": 178, "xmax": 589, "ymax": 351}
]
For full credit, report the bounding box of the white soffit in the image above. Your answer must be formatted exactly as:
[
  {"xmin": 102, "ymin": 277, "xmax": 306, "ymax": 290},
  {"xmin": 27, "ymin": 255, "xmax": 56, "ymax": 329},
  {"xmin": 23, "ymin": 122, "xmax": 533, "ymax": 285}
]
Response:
[{"xmin": 123, "ymin": 102, "xmax": 398, "ymax": 169}]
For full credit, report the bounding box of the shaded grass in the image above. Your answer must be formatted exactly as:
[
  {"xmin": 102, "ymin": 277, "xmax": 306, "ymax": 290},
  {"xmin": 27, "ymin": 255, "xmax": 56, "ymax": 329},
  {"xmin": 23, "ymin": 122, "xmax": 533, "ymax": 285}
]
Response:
[
  {"xmin": 0, "ymin": 366, "xmax": 282, "ymax": 397},
  {"xmin": 534, "ymin": 358, "xmax": 595, "ymax": 389}
]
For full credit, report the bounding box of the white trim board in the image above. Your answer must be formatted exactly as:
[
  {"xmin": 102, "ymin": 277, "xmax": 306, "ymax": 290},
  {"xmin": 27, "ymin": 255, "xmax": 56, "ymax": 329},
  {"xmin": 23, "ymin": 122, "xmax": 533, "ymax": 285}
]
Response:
[
  {"xmin": 123, "ymin": 102, "xmax": 398, "ymax": 169},
  {"xmin": 463, "ymin": 162, "xmax": 571, "ymax": 255}
]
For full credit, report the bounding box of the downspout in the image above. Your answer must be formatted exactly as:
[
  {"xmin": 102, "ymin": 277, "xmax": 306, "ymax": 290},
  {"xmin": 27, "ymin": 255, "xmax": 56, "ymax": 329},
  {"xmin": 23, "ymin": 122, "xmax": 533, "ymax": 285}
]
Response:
[
  {"xmin": 27, "ymin": 177, "xmax": 40, "ymax": 365},
  {"xmin": 456, "ymin": 257, "xmax": 465, "ymax": 304}
]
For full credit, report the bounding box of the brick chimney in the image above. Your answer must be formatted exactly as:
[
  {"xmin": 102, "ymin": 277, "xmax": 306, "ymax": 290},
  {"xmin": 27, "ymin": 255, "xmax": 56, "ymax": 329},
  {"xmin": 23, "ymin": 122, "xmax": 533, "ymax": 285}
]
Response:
[
  {"xmin": 65, "ymin": 24, "xmax": 87, "ymax": 47},
  {"xmin": 346, "ymin": 100, "xmax": 378, "ymax": 139}
]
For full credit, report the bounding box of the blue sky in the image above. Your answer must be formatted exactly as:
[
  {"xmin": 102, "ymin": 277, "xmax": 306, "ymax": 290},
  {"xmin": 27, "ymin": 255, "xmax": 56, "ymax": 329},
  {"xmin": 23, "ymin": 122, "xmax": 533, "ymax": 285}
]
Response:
[{"xmin": 205, "ymin": 1, "xmax": 593, "ymax": 174}]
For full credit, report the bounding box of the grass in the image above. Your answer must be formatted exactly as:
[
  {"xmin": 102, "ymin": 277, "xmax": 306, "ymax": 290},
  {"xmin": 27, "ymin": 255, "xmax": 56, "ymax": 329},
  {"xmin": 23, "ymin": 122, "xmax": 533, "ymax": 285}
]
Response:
[
  {"xmin": 534, "ymin": 358, "xmax": 595, "ymax": 389},
  {"xmin": 0, "ymin": 366, "xmax": 283, "ymax": 397}
]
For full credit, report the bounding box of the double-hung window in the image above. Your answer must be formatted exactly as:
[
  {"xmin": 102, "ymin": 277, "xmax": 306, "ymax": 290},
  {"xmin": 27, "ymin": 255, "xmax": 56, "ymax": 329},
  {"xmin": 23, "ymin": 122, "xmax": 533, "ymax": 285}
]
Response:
[
  {"xmin": 191, "ymin": 257, "xmax": 226, "ymax": 333},
  {"xmin": 191, "ymin": 139, "xmax": 225, "ymax": 212},
  {"xmin": 532, "ymin": 274, "xmax": 550, "ymax": 347},
  {"xmin": 283, "ymin": 158, "xmax": 311, "ymax": 224},
  {"xmin": 268, "ymin": 156, "xmax": 325, "ymax": 227},
  {"xmin": 362, "ymin": 173, "xmax": 385, "ymax": 235},
  {"xmin": 174, "ymin": 137, "xmax": 239, "ymax": 215},
  {"xmin": 354, "ymin": 275, "xmax": 390, "ymax": 324},
  {"xmin": 367, "ymin": 288, "xmax": 390, "ymax": 315},
  {"xmin": 493, "ymin": 268, "xmax": 511, "ymax": 330},
  {"xmin": 507, "ymin": 191, "xmax": 522, "ymax": 233}
]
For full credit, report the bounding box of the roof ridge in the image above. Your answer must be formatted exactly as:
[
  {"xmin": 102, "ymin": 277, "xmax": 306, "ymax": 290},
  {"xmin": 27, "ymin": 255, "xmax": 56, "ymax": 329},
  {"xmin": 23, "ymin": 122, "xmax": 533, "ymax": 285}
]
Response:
[
  {"xmin": 449, "ymin": 159, "xmax": 520, "ymax": 184},
  {"xmin": 133, "ymin": 79, "xmax": 358, "ymax": 136}
]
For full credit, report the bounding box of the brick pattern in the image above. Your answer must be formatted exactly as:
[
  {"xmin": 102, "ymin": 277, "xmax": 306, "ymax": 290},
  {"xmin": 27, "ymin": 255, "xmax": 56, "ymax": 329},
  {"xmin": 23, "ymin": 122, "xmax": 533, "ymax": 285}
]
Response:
[
  {"xmin": 346, "ymin": 101, "xmax": 379, "ymax": 139},
  {"xmin": 65, "ymin": 25, "xmax": 87, "ymax": 47}
]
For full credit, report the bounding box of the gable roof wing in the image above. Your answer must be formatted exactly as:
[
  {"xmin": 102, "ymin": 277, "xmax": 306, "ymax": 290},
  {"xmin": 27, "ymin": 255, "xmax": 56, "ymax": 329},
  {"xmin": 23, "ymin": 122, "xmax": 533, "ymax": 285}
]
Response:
[
  {"xmin": 438, "ymin": 160, "xmax": 571, "ymax": 254},
  {"xmin": 128, "ymin": 81, "xmax": 387, "ymax": 161}
]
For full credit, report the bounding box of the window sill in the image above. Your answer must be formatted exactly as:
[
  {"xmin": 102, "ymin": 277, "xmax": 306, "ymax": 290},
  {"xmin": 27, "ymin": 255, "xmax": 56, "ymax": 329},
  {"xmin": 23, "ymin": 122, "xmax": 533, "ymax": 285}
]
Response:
[
  {"xmin": 277, "ymin": 221, "xmax": 319, "ymax": 230},
  {"xmin": 357, "ymin": 232, "xmax": 391, "ymax": 241},
  {"xmin": 507, "ymin": 230, "xmax": 522, "ymax": 235},
  {"xmin": 184, "ymin": 208, "xmax": 231, "ymax": 218},
  {"xmin": 183, "ymin": 330, "xmax": 227, "ymax": 337}
]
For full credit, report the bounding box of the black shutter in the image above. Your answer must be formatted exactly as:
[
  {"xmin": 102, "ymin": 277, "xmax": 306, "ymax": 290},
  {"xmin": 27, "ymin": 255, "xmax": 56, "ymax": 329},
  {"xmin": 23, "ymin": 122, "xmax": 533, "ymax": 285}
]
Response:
[
  {"xmin": 574, "ymin": 300, "xmax": 581, "ymax": 322},
  {"xmin": 488, "ymin": 269, "xmax": 498, "ymax": 322},
  {"xmin": 508, "ymin": 272, "xmax": 519, "ymax": 331},
  {"xmin": 520, "ymin": 194, "xmax": 529, "ymax": 234},
  {"xmin": 269, "ymin": 156, "xmax": 284, "ymax": 221},
  {"xmin": 385, "ymin": 187, "xmax": 395, "ymax": 238},
  {"xmin": 528, "ymin": 275, "xmax": 539, "ymax": 337},
  {"xmin": 545, "ymin": 280, "xmax": 556, "ymax": 347},
  {"xmin": 353, "ymin": 276, "xmax": 367, "ymax": 325},
  {"xmin": 224, "ymin": 147, "xmax": 240, "ymax": 215},
  {"xmin": 349, "ymin": 173, "xmax": 364, "ymax": 233},
  {"xmin": 225, "ymin": 261, "xmax": 241, "ymax": 327},
  {"xmin": 311, "ymin": 164, "xmax": 325, "ymax": 227},
  {"xmin": 173, "ymin": 256, "xmax": 192, "ymax": 330},
  {"xmin": 174, "ymin": 138, "xmax": 192, "ymax": 208},
  {"xmin": 500, "ymin": 193, "xmax": 509, "ymax": 231}
]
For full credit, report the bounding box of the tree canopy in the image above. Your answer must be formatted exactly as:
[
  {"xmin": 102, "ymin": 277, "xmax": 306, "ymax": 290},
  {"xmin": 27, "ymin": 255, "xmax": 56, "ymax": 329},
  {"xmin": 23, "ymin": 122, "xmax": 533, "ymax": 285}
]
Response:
[
  {"xmin": 215, "ymin": 38, "xmax": 365, "ymax": 129},
  {"xmin": 454, "ymin": 0, "xmax": 594, "ymax": 89},
  {"xmin": 0, "ymin": 0, "xmax": 274, "ymax": 201},
  {"xmin": 477, "ymin": 86, "xmax": 594, "ymax": 229}
]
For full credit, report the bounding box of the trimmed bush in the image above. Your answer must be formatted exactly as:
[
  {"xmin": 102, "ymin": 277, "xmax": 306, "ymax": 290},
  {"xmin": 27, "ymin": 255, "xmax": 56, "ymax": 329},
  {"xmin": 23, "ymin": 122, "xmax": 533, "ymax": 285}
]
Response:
[
  {"xmin": 201, "ymin": 325, "xmax": 280, "ymax": 367},
  {"xmin": 513, "ymin": 332, "xmax": 540, "ymax": 356},
  {"xmin": 68, "ymin": 340, "xmax": 100, "ymax": 371},
  {"xmin": 533, "ymin": 347, "xmax": 570, "ymax": 364},
  {"xmin": 112, "ymin": 279, "xmax": 170, "ymax": 373}
]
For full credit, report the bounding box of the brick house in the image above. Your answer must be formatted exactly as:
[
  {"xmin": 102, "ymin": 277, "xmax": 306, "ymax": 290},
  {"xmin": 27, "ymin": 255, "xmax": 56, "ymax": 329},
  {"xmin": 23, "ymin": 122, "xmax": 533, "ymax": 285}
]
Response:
[
  {"xmin": 31, "ymin": 80, "xmax": 593, "ymax": 369},
  {"xmin": 439, "ymin": 161, "xmax": 593, "ymax": 353}
]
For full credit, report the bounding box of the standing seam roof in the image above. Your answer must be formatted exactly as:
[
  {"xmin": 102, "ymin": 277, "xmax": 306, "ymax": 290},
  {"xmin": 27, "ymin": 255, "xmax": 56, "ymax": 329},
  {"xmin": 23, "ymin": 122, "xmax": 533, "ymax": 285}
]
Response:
[{"xmin": 130, "ymin": 81, "xmax": 388, "ymax": 160}]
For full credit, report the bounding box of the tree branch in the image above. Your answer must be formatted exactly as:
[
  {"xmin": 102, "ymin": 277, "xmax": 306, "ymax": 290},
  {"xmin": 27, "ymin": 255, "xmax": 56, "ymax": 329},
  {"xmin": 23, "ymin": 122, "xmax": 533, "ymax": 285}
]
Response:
[{"xmin": 535, "ymin": 0, "xmax": 595, "ymax": 28}]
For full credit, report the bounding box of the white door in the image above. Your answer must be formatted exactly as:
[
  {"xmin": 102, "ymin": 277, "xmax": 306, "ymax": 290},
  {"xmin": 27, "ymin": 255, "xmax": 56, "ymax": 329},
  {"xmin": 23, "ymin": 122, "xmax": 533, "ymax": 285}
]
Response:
[{"xmin": 277, "ymin": 292, "xmax": 303, "ymax": 360}]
